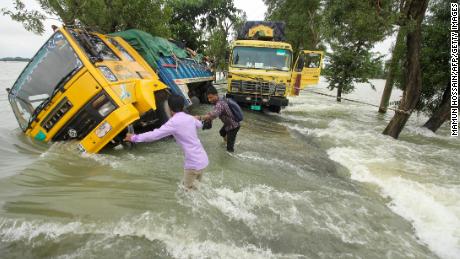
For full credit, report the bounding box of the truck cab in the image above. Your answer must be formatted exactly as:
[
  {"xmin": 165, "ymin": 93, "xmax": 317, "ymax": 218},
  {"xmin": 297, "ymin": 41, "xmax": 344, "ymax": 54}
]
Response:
[
  {"xmin": 226, "ymin": 40, "xmax": 292, "ymax": 113},
  {"xmin": 7, "ymin": 27, "xmax": 170, "ymax": 153},
  {"xmin": 226, "ymin": 21, "xmax": 323, "ymax": 113}
]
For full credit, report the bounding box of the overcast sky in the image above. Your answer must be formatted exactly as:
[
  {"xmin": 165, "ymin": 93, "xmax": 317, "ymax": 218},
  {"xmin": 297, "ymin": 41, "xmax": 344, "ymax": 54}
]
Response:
[{"xmin": 0, "ymin": 0, "xmax": 392, "ymax": 58}]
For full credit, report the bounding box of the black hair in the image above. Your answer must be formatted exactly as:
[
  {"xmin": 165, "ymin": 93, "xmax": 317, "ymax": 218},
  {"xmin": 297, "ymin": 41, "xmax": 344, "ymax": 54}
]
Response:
[
  {"xmin": 206, "ymin": 86, "xmax": 218, "ymax": 96},
  {"xmin": 167, "ymin": 95, "xmax": 184, "ymax": 112}
]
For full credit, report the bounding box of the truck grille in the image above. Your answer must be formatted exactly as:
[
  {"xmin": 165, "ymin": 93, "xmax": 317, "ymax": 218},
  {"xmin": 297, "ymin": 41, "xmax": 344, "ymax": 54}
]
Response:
[
  {"xmin": 230, "ymin": 80, "xmax": 286, "ymax": 96},
  {"xmin": 41, "ymin": 97, "xmax": 73, "ymax": 132},
  {"xmin": 52, "ymin": 93, "xmax": 110, "ymax": 141}
]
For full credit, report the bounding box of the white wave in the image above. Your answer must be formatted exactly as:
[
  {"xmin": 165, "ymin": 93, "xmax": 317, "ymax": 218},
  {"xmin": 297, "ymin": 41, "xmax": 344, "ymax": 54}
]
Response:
[
  {"xmin": 283, "ymin": 114, "xmax": 323, "ymax": 124},
  {"xmin": 235, "ymin": 151, "xmax": 304, "ymax": 174},
  {"xmin": 177, "ymin": 183, "xmax": 306, "ymax": 240},
  {"xmin": 81, "ymin": 152, "xmax": 122, "ymax": 168},
  {"xmin": 328, "ymin": 147, "xmax": 460, "ymax": 259},
  {"xmin": 0, "ymin": 213, "xmax": 303, "ymax": 259},
  {"xmin": 210, "ymin": 185, "xmax": 304, "ymax": 225}
]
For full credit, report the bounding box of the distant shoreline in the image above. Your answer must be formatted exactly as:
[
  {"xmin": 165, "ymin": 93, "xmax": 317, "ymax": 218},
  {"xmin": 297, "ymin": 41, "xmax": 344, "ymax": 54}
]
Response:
[{"xmin": 0, "ymin": 57, "xmax": 30, "ymax": 62}]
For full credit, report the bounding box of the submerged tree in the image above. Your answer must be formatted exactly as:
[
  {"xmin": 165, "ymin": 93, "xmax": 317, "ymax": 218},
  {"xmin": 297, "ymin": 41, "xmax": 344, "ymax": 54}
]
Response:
[
  {"xmin": 378, "ymin": 27, "xmax": 406, "ymax": 113},
  {"xmin": 419, "ymin": 0, "xmax": 453, "ymax": 132},
  {"xmin": 382, "ymin": 0, "xmax": 430, "ymax": 138},
  {"xmin": 323, "ymin": 0, "xmax": 397, "ymax": 102},
  {"xmin": 384, "ymin": 0, "xmax": 453, "ymax": 132}
]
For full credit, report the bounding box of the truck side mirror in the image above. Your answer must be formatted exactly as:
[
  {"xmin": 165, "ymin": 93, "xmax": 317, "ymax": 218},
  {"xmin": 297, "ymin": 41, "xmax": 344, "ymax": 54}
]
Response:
[{"xmin": 225, "ymin": 50, "xmax": 230, "ymax": 62}]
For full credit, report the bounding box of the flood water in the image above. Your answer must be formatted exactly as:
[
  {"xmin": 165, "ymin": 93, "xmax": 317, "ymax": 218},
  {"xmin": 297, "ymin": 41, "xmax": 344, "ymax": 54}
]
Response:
[{"xmin": 0, "ymin": 61, "xmax": 459, "ymax": 259}]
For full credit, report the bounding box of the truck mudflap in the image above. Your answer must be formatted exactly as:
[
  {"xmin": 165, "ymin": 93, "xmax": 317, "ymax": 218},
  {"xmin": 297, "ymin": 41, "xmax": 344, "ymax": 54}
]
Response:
[
  {"xmin": 78, "ymin": 104, "xmax": 140, "ymax": 153},
  {"xmin": 226, "ymin": 93, "xmax": 289, "ymax": 107}
]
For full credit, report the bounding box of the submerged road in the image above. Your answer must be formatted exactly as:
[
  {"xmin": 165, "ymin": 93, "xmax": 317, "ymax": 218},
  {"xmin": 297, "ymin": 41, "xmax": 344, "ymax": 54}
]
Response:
[{"xmin": 0, "ymin": 62, "xmax": 458, "ymax": 258}]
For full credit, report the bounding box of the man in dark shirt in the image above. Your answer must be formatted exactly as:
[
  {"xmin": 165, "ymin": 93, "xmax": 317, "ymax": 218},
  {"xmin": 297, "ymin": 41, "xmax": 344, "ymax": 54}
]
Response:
[{"xmin": 197, "ymin": 88, "xmax": 240, "ymax": 152}]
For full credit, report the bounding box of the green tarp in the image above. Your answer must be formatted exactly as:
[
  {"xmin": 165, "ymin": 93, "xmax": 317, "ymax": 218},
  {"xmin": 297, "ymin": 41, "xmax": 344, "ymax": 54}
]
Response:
[{"xmin": 110, "ymin": 29, "xmax": 189, "ymax": 70}]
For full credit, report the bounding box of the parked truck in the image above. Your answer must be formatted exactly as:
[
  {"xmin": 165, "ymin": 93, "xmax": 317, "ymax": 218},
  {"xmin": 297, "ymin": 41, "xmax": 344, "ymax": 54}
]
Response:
[
  {"xmin": 226, "ymin": 21, "xmax": 323, "ymax": 112},
  {"xmin": 6, "ymin": 26, "xmax": 212, "ymax": 153}
]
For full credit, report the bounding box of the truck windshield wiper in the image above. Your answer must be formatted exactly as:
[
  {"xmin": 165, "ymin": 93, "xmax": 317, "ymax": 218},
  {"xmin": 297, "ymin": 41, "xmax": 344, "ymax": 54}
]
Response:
[
  {"xmin": 27, "ymin": 96, "xmax": 51, "ymax": 129},
  {"xmin": 26, "ymin": 66, "xmax": 81, "ymax": 129},
  {"xmin": 75, "ymin": 30, "xmax": 103, "ymax": 63}
]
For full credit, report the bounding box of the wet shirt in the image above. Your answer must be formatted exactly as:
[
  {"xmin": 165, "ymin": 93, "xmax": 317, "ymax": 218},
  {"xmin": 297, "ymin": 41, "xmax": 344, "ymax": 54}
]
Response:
[
  {"xmin": 207, "ymin": 98, "xmax": 240, "ymax": 131},
  {"xmin": 131, "ymin": 112, "xmax": 209, "ymax": 171}
]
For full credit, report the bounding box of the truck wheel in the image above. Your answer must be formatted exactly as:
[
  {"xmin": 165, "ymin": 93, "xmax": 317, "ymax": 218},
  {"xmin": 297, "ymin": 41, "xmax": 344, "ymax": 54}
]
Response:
[
  {"xmin": 268, "ymin": 105, "xmax": 281, "ymax": 113},
  {"xmin": 153, "ymin": 90, "xmax": 172, "ymax": 128},
  {"xmin": 190, "ymin": 96, "xmax": 201, "ymax": 106}
]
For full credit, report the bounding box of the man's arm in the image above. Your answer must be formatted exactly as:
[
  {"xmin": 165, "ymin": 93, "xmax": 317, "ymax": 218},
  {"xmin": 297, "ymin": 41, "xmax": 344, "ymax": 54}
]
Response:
[
  {"xmin": 203, "ymin": 102, "xmax": 223, "ymax": 121},
  {"xmin": 194, "ymin": 117, "xmax": 203, "ymax": 129},
  {"xmin": 127, "ymin": 119, "xmax": 175, "ymax": 143}
]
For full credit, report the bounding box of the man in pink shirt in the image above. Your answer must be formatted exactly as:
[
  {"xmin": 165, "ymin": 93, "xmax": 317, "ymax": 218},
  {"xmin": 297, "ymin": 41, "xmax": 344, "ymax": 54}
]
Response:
[{"xmin": 124, "ymin": 95, "xmax": 209, "ymax": 189}]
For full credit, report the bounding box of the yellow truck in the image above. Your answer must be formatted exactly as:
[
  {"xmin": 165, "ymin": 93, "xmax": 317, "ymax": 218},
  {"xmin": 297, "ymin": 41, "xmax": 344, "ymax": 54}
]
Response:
[
  {"xmin": 7, "ymin": 27, "xmax": 171, "ymax": 153},
  {"xmin": 226, "ymin": 21, "xmax": 323, "ymax": 112}
]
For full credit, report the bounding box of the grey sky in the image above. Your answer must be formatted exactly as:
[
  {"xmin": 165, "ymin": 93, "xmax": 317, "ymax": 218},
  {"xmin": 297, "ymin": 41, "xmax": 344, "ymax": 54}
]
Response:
[
  {"xmin": 0, "ymin": 0, "xmax": 392, "ymax": 58},
  {"xmin": 0, "ymin": 0, "xmax": 55, "ymax": 57}
]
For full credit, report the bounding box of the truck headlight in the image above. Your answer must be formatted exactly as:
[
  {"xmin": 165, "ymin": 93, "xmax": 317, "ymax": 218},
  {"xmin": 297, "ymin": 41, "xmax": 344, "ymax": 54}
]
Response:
[
  {"xmin": 98, "ymin": 66, "xmax": 117, "ymax": 82},
  {"xmin": 275, "ymin": 84, "xmax": 286, "ymax": 95},
  {"xmin": 91, "ymin": 93, "xmax": 117, "ymax": 117},
  {"xmin": 95, "ymin": 121, "xmax": 112, "ymax": 138},
  {"xmin": 98, "ymin": 101, "xmax": 116, "ymax": 117}
]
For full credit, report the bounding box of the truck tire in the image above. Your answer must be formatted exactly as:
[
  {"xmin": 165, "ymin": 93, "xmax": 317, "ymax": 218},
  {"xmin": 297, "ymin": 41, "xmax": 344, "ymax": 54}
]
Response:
[
  {"xmin": 153, "ymin": 89, "xmax": 172, "ymax": 128},
  {"xmin": 268, "ymin": 105, "xmax": 281, "ymax": 113},
  {"xmin": 190, "ymin": 96, "xmax": 201, "ymax": 106}
]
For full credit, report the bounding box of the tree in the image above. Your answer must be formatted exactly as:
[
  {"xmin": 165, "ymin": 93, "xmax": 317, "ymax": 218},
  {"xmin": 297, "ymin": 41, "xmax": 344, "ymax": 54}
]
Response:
[
  {"xmin": 323, "ymin": 0, "xmax": 397, "ymax": 102},
  {"xmin": 382, "ymin": 0, "xmax": 430, "ymax": 138},
  {"xmin": 264, "ymin": 0, "xmax": 323, "ymax": 55},
  {"xmin": 1, "ymin": 0, "xmax": 46, "ymax": 34},
  {"xmin": 168, "ymin": 0, "xmax": 243, "ymax": 52},
  {"xmin": 419, "ymin": 0, "xmax": 453, "ymax": 132},
  {"xmin": 378, "ymin": 27, "xmax": 406, "ymax": 113},
  {"xmin": 2, "ymin": 0, "xmax": 173, "ymax": 37}
]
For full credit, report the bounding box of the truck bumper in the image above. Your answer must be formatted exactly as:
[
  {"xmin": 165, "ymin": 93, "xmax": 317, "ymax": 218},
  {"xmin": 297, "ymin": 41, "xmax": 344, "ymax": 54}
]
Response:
[
  {"xmin": 78, "ymin": 104, "xmax": 139, "ymax": 153},
  {"xmin": 225, "ymin": 93, "xmax": 289, "ymax": 107}
]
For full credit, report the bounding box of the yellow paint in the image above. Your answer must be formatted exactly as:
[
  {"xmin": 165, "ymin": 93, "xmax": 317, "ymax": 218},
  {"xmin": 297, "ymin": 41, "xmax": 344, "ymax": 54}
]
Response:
[
  {"xmin": 227, "ymin": 40, "xmax": 324, "ymax": 100},
  {"xmin": 24, "ymin": 27, "xmax": 168, "ymax": 153},
  {"xmin": 291, "ymin": 50, "xmax": 324, "ymax": 93},
  {"xmin": 79, "ymin": 104, "xmax": 140, "ymax": 153},
  {"xmin": 248, "ymin": 25, "xmax": 274, "ymax": 39}
]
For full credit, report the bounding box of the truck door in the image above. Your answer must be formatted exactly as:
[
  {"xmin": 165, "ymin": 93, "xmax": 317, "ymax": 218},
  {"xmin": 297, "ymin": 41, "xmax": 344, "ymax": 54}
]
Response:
[{"xmin": 290, "ymin": 50, "xmax": 323, "ymax": 95}]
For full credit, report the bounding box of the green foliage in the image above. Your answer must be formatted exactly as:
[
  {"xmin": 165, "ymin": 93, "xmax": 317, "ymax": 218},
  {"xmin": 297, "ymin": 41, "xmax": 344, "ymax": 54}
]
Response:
[
  {"xmin": 205, "ymin": 28, "xmax": 227, "ymax": 72},
  {"xmin": 393, "ymin": 0, "xmax": 450, "ymax": 115},
  {"xmin": 3, "ymin": 0, "xmax": 243, "ymax": 67},
  {"xmin": 36, "ymin": 0, "xmax": 172, "ymax": 36},
  {"xmin": 0, "ymin": 56, "xmax": 30, "ymax": 62},
  {"xmin": 418, "ymin": 0, "xmax": 450, "ymax": 114},
  {"xmin": 323, "ymin": 0, "xmax": 398, "ymax": 95},
  {"xmin": 324, "ymin": 45, "xmax": 385, "ymax": 93},
  {"xmin": 1, "ymin": 0, "xmax": 46, "ymax": 34},
  {"xmin": 264, "ymin": 0, "xmax": 323, "ymax": 55},
  {"xmin": 2, "ymin": 0, "xmax": 172, "ymax": 36},
  {"xmin": 168, "ymin": 0, "xmax": 243, "ymax": 51}
]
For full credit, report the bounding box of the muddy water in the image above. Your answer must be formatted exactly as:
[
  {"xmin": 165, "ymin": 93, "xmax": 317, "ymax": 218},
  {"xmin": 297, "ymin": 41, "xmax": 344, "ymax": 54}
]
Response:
[{"xmin": 0, "ymin": 61, "xmax": 458, "ymax": 259}]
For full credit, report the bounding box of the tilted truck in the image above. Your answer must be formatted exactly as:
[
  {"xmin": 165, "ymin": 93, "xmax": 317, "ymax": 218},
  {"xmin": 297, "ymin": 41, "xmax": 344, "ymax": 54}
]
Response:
[
  {"xmin": 226, "ymin": 21, "xmax": 323, "ymax": 113},
  {"xmin": 6, "ymin": 26, "xmax": 213, "ymax": 153},
  {"xmin": 112, "ymin": 30, "xmax": 215, "ymax": 106}
]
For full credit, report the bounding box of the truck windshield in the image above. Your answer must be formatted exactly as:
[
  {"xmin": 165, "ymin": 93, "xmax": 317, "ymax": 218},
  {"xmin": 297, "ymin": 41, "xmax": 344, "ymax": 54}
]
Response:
[
  {"xmin": 8, "ymin": 32, "xmax": 83, "ymax": 131},
  {"xmin": 232, "ymin": 46, "xmax": 292, "ymax": 71}
]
